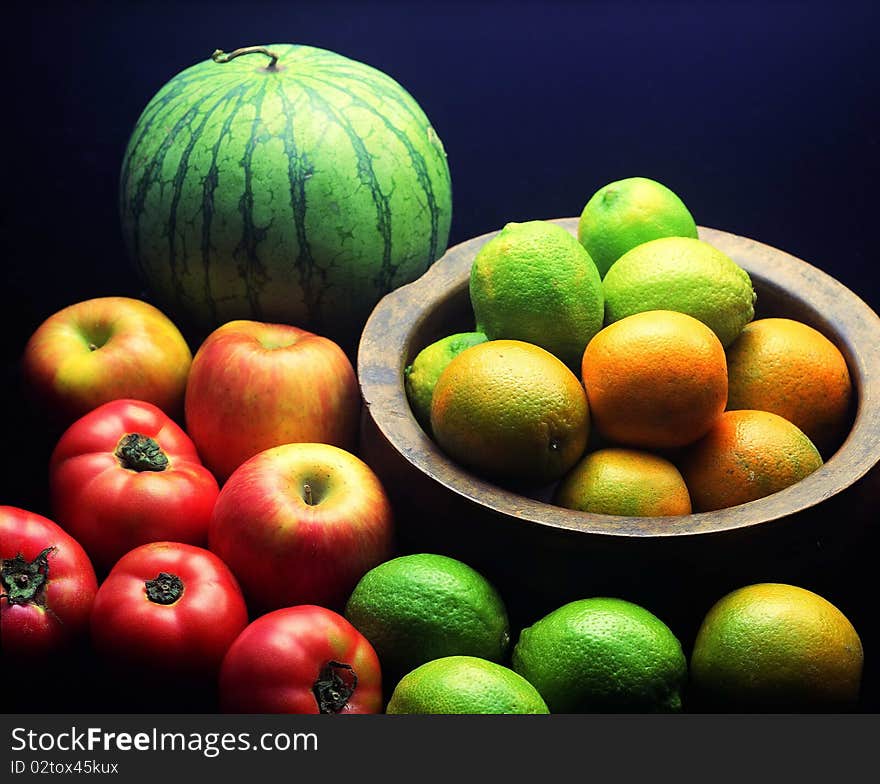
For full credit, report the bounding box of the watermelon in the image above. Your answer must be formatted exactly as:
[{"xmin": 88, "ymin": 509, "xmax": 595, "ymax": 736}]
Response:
[{"xmin": 119, "ymin": 44, "xmax": 452, "ymax": 350}]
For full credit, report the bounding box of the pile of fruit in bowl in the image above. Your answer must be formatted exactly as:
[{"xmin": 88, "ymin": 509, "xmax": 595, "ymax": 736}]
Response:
[{"xmin": 405, "ymin": 176, "xmax": 853, "ymax": 519}]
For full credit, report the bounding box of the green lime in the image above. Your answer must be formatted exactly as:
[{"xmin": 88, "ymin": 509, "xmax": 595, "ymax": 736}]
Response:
[
  {"xmin": 386, "ymin": 656, "xmax": 550, "ymax": 714},
  {"xmin": 344, "ymin": 553, "xmax": 510, "ymax": 680},
  {"xmin": 511, "ymin": 597, "xmax": 687, "ymax": 712},
  {"xmin": 602, "ymin": 236, "xmax": 756, "ymax": 347},
  {"xmin": 469, "ymin": 220, "xmax": 604, "ymax": 368},
  {"xmin": 404, "ymin": 331, "xmax": 488, "ymax": 432},
  {"xmin": 577, "ymin": 176, "xmax": 698, "ymax": 277}
]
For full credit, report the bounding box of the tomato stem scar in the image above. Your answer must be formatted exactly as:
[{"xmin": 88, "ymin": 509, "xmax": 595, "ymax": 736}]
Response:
[
  {"xmin": 115, "ymin": 433, "xmax": 169, "ymax": 472},
  {"xmin": 144, "ymin": 572, "xmax": 184, "ymax": 605},
  {"xmin": 313, "ymin": 660, "xmax": 358, "ymax": 713},
  {"xmin": 0, "ymin": 547, "xmax": 54, "ymax": 606}
]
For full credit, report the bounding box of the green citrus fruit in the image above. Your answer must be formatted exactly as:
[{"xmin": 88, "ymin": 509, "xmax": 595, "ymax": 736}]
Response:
[
  {"xmin": 404, "ymin": 332, "xmax": 488, "ymax": 432},
  {"xmin": 602, "ymin": 236, "xmax": 756, "ymax": 347},
  {"xmin": 577, "ymin": 176, "xmax": 698, "ymax": 278},
  {"xmin": 469, "ymin": 220, "xmax": 604, "ymax": 368},
  {"xmin": 690, "ymin": 583, "xmax": 863, "ymax": 710},
  {"xmin": 554, "ymin": 447, "xmax": 692, "ymax": 516},
  {"xmin": 385, "ymin": 656, "xmax": 550, "ymax": 714},
  {"xmin": 344, "ymin": 553, "xmax": 510, "ymax": 680},
  {"xmin": 511, "ymin": 597, "xmax": 687, "ymax": 712}
]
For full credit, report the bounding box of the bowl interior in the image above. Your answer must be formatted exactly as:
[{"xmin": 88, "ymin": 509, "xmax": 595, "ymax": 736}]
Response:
[{"xmin": 359, "ymin": 218, "xmax": 880, "ymax": 540}]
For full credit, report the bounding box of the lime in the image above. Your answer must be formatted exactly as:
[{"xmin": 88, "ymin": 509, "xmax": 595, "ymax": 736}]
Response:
[
  {"xmin": 469, "ymin": 220, "xmax": 604, "ymax": 368},
  {"xmin": 344, "ymin": 553, "xmax": 510, "ymax": 681},
  {"xmin": 511, "ymin": 597, "xmax": 687, "ymax": 712},
  {"xmin": 602, "ymin": 236, "xmax": 756, "ymax": 347},
  {"xmin": 577, "ymin": 176, "xmax": 698, "ymax": 277},
  {"xmin": 404, "ymin": 331, "xmax": 487, "ymax": 432},
  {"xmin": 385, "ymin": 656, "xmax": 550, "ymax": 714}
]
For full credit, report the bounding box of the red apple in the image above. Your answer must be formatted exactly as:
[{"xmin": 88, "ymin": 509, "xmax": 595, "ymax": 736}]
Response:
[
  {"xmin": 21, "ymin": 297, "xmax": 192, "ymax": 429},
  {"xmin": 208, "ymin": 442, "xmax": 394, "ymax": 613},
  {"xmin": 184, "ymin": 320, "xmax": 360, "ymax": 483}
]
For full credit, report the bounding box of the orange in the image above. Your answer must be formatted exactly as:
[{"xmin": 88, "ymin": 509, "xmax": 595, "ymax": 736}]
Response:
[
  {"xmin": 580, "ymin": 310, "xmax": 727, "ymax": 449},
  {"xmin": 554, "ymin": 447, "xmax": 691, "ymax": 517},
  {"xmin": 725, "ymin": 318, "xmax": 853, "ymax": 454},
  {"xmin": 690, "ymin": 583, "xmax": 863, "ymax": 710},
  {"xmin": 430, "ymin": 339, "xmax": 589, "ymax": 484},
  {"xmin": 678, "ymin": 409, "xmax": 823, "ymax": 512}
]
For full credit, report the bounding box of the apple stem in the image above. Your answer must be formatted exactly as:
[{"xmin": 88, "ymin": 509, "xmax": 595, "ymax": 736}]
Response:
[
  {"xmin": 211, "ymin": 46, "xmax": 279, "ymax": 70},
  {"xmin": 115, "ymin": 433, "xmax": 170, "ymax": 472},
  {"xmin": 303, "ymin": 483, "xmax": 314, "ymax": 505}
]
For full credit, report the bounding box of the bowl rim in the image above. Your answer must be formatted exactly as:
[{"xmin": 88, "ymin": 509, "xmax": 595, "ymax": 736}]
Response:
[{"xmin": 358, "ymin": 218, "xmax": 880, "ymax": 540}]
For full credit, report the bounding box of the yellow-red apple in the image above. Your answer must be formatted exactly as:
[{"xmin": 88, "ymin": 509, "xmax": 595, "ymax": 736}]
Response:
[
  {"xmin": 208, "ymin": 442, "xmax": 394, "ymax": 612},
  {"xmin": 184, "ymin": 320, "xmax": 360, "ymax": 482},
  {"xmin": 21, "ymin": 296, "xmax": 192, "ymax": 428}
]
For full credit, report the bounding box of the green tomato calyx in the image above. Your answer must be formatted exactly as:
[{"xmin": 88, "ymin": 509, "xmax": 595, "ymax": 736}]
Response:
[
  {"xmin": 144, "ymin": 572, "xmax": 184, "ymax": 605},
  {"xmin": 116, "ymin": 433, "xmax": 169, "ymax": 472},
  {"xmin": 1, "ymin": 547, "xmax": 54, "ymax": 606},
  {"xmin": 313, "ymin": 661, "xmax": 358, "ymax": 713}
]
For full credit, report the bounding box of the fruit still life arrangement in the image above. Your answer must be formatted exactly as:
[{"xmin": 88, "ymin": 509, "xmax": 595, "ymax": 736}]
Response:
[
  {"xmin": 407, "ymin": 176, "xmax": 853, "ymax": 516},
  {"xmin": 2, "ymin": 43, "xmax": 875, "ymax": 715}
]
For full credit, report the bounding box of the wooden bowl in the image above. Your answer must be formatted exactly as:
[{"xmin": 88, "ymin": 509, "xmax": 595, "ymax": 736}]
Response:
[{"xmin": 358, "ymin": 218, "xmax": 880, "ymax": 635}]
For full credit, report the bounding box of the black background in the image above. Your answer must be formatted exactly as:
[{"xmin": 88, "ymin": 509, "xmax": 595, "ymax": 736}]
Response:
[{"xmin": 3, "ymin": 0, "xmax": 879, "ymax": 714}]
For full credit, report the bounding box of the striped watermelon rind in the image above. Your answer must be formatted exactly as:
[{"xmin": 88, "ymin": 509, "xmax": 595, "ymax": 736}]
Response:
[{"xmin": 119, "ymin": 44, "xmax": 452, "ymax": 348}]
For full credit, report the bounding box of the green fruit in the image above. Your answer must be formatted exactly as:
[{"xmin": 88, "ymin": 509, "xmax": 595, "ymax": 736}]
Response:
[
  {"xmin": 577, "ymin": 176, "xmax": 698, "ymax": 277},
  {"xmin": 469, "ymin": 220, "xmax": 604, "ymax": 368},
  {"xmin": 511, "ymin": 597, "xmax": 687, "ymax": 713},
  {"xmin": 344, "ymin": 553, "xmax": 510, "ymax": 680},
  {"xmin": 386, "ymin": 656, "xmax": 550, "ymax": 714},
  {"xmin": 404, "ymin": 332, "xmax": 488, "ymax": 432},
  {"xmin": 120, "ymin": 44, "xmax": 452, "ymax": 350},
  {"xmin": 690, "ymin": 583, "xmax": 863, "ymax": 709},
  {"xmin": 602, "ymin": 236, "xmax": 756, "ymax": 347}
]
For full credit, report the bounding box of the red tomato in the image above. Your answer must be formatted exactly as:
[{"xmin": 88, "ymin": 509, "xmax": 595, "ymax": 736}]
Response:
[
  {"xmin": 49, "ymin": 399, "xmax": 219, "ymax": 571},
  {"xmin": 90, "ymin": 541, "xmax": 248, "ymax": 677},
  {"xmin": 1, "ymin": 505, "xmax": 98, "ymax": 657},
  {"xmin": 219, "ymin": 605, "xmax": 383, "ymax": 714}
]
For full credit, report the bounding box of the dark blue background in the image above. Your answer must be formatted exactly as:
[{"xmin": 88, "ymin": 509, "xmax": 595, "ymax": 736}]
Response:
[
  {"xmin": 5, "ymin": 0, "xmax": 878, "ymax": 356},
  {"xmin": 3, "ymin": 0, "xmax": 879, "ymax": 713}
]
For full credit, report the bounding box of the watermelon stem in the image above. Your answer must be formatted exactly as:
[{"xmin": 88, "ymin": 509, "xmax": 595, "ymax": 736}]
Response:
[{"xmin": 211, "ymin": 46, "xmax": 279, "ymax": 70}]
